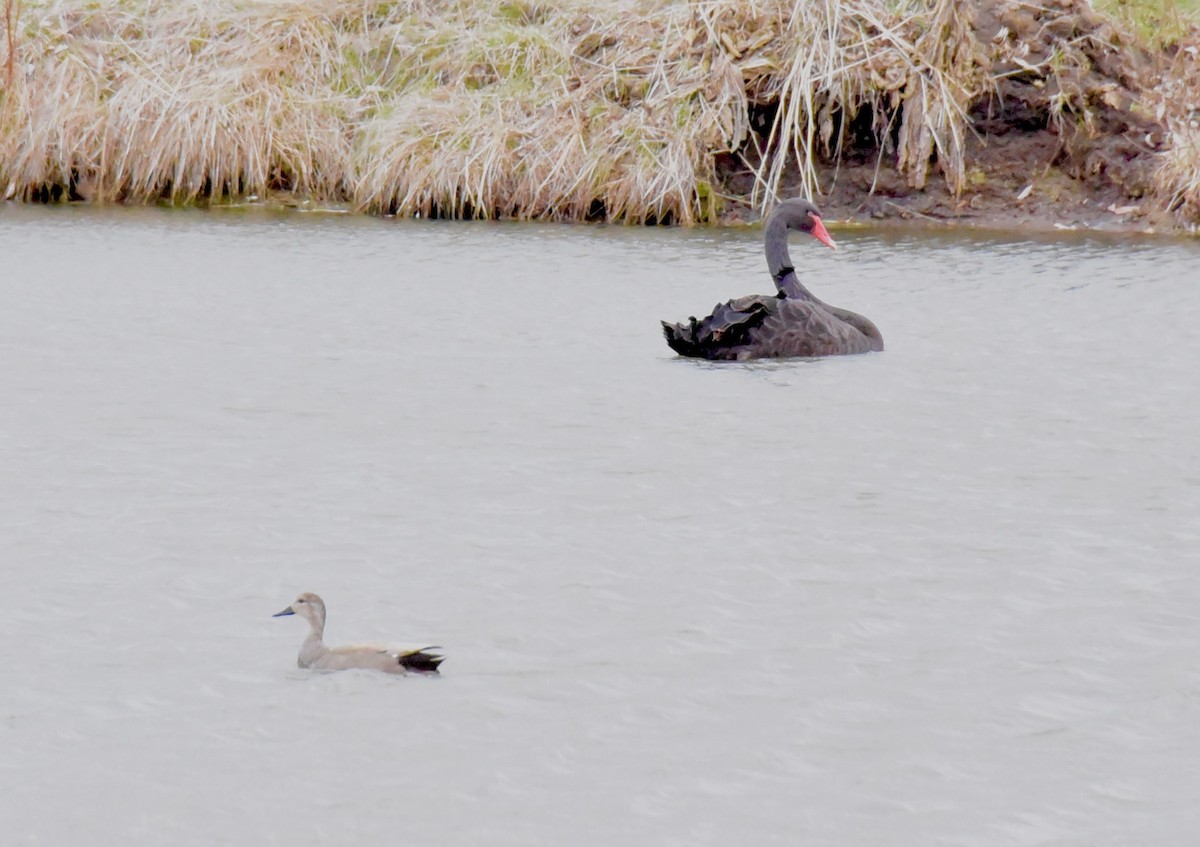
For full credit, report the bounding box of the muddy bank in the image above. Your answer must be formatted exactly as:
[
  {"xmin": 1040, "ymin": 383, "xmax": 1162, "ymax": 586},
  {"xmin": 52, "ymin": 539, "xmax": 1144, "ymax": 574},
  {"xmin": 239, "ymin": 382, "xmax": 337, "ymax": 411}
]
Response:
[
  {"xmin": 723, "ymin": 130, "xmax": 1178, "ymax": 234},
  {"xmin": 2, "ymin": 0, "xmax": 1198, "ymax": 234}
]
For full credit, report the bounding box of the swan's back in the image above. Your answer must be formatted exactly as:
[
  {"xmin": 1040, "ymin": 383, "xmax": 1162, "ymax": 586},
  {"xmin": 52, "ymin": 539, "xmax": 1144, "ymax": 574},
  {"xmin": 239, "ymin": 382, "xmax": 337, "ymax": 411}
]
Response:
[{"xmin": 754, "ymin": 299, "xmax": 883, "ymax": 358}]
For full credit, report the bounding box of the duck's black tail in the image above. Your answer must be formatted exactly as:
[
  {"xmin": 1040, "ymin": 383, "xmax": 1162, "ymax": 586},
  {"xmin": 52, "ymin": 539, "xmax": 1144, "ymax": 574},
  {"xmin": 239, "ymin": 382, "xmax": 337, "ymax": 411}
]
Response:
[{"xmin": 398, "ymin": 648, "xmax": 445, "ymax": 674}]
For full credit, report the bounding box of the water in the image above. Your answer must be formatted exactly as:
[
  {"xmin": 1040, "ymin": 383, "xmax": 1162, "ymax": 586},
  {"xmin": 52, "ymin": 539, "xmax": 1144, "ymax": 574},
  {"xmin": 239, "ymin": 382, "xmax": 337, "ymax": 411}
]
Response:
[{"xmin": 1, "ymin": 204, "xmax": 1197, "ymax": 846}]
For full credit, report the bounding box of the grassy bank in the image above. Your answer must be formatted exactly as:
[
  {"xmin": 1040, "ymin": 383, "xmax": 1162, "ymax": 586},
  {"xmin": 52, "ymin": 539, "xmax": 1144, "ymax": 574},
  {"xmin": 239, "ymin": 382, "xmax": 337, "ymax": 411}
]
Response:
[{"xmin": 1, "ymin": 0, "xmax": 1198, "ymax": 227}]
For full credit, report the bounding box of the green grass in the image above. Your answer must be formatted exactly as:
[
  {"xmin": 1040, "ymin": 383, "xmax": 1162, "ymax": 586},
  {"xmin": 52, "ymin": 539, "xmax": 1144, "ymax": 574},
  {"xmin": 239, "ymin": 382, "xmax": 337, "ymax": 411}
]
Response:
[{"xmin": 1096, "ymin": 0, "xmax": 1200, "ymax": 47}]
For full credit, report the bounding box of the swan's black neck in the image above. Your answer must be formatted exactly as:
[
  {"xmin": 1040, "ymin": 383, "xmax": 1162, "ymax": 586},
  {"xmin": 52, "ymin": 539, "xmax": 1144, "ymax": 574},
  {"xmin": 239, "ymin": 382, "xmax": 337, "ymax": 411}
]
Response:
[
  {"xmin": 765, "ymin": 215, "xmax": 814, "ymax": 301},
  {"xmin": 765, "ymin": 215, "xmax": 792, "ymax": 282},
  {"xmin": 776, "ymin": 271, "xmax": 812, "ymax": 300}
]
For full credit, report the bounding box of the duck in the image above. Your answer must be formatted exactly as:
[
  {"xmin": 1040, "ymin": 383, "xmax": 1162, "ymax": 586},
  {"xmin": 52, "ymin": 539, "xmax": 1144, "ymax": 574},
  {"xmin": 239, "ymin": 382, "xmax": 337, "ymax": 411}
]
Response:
[
  {"xmin": 272, "ymin": 592, "xmax": 444, "ymax": 674},
  {"xmin": 661, "ymin": 198, "xmax": 883, "ymax": 360}
]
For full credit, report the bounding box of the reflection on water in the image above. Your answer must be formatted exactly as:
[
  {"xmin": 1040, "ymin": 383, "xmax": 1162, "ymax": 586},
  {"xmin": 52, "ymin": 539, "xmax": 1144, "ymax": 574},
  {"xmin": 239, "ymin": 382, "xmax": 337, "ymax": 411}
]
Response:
[{"xmin": 2, "ymin": 204, "xmax": 1198, "ymax": 846}]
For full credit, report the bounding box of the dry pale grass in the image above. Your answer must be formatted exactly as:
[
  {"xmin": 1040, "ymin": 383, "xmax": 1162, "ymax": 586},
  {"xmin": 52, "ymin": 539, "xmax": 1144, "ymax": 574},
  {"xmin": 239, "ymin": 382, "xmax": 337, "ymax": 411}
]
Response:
[
  {"xmin": 724, "ymin": 0, "xmax": 986, "ymax": 202},
  {"xmin": 1151, "ymin": 28, "xmax": 1200, "ymax": 221},
  {"xmin": 350, "ymin": 0, "xmax": 722, "ymax": 222},
  {"xmin": 1, "ymin": 0, "xmax": 1196, "ymax": 223},
  {"xmin": 1157, "ymin": 128, "xmax": 1200, "ymax": 218},
  {"xmin": 4, "ymin": 0, "xmax": 18, "ymax": 89},
  {"xmin": 1, "ymin": 0, "xmax": 355, "ymax": 203}
]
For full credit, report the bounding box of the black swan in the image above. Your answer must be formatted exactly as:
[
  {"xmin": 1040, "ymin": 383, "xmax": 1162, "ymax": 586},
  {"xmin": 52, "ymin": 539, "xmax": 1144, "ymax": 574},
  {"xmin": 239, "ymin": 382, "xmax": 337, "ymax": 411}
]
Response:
[{"xmin": 661, "ymin": 199, "xmax": 883, "ymax": 359}]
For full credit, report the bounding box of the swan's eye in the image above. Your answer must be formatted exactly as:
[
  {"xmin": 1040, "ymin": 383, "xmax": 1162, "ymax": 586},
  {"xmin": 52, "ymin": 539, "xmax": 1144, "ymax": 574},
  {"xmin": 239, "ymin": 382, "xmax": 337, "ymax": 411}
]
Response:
[{"xmin": 297, "ymin": 599, "xmax": 306, "ymax": 604}]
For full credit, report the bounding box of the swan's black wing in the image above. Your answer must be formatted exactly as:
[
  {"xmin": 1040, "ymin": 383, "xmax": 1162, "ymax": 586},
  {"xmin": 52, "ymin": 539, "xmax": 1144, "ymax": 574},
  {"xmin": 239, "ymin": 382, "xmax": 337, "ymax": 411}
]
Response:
[{"xmin": 660, "ymin": 295, "xmax": 777, "ymax": 360}]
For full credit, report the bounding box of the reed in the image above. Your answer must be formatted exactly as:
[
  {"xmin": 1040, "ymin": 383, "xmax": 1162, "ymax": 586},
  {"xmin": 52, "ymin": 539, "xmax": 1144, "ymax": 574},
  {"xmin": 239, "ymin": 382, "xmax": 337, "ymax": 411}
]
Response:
[
  {"xmin": 1157, "ymin": 129, "xmax": 1200, "ymax": 217},
  {"xmin": 4, "ymin": 0, "xmax": 17, "ymax": 90},
  {"xmin": 1, "ymin": 0, "xmax": 1197, "ymax": 223},
  {"xmin": 1153, "ymin": 31, "xmax": 1200, "ymax": 222}
]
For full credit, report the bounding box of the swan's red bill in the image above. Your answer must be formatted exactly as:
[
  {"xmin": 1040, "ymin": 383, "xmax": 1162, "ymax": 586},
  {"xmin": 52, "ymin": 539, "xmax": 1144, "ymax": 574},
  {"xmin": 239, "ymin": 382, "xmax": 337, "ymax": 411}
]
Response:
[{"xmin": 810, "ymin": 214, "xmax": 836, "ymax": 250}]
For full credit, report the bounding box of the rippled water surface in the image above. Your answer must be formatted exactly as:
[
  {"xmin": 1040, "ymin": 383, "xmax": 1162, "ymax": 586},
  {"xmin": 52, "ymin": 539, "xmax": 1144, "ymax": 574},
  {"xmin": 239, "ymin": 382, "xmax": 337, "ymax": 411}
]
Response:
[{"xmin": 2, "ymin": 204, "xmax": 1198, "ymax": 846}]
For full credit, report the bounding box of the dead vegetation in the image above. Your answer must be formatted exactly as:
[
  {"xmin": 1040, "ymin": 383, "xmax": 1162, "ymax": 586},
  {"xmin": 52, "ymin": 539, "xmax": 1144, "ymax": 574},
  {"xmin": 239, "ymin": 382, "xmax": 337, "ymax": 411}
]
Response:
[
  {"xmin": 4, "ymin": 0, "xmax": 17, "ymax": 90},
  {"xmin": 1152, "ymin": 26, "xmax": 1200, "ymax": 218},
  {"xmin": 0, "ymin": 0, "xmax": 1197, "ymax": 228}
]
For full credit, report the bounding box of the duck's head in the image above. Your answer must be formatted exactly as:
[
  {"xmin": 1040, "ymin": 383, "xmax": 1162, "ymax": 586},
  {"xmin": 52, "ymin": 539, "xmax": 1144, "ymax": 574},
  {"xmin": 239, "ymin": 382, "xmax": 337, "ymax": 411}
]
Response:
[{"xmin": 273, "ymin": 592, "xmax": 326, "ymax": 628}]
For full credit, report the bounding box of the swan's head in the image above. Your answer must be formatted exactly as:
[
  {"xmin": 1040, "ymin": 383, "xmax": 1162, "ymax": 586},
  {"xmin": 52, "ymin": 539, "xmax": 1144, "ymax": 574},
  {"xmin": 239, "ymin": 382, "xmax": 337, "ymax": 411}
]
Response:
[
  {"xmin": 273, "ymin": 592, "xmax": 326, "ymax": 628},
  {"xmin": 776, "ymin": 198, "xmax": 836, "ymax": 250}
]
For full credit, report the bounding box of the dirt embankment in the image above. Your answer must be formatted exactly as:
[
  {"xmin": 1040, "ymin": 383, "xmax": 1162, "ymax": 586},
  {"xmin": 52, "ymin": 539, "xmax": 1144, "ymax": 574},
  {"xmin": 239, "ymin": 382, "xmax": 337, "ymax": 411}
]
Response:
[
  {"xmin": 1, "ymin": 0, "xmax": 1198, "ymax": 234},
  {"xmin": 720, "ymin": 0, "xmax": 1200, "ymax": 234}
]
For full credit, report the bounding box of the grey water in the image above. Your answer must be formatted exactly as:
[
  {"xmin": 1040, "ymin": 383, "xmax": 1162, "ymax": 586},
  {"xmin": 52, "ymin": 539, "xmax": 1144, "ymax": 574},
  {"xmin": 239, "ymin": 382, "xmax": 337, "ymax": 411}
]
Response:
[{"xmin": 1, "ymin": 203, "xmax": 1197, "ymax": 846}]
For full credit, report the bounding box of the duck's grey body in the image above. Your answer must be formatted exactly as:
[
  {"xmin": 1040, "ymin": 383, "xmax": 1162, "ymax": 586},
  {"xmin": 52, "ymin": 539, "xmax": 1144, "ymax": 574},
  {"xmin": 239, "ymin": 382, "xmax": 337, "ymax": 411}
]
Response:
[
  {"xmin": 661, "ymin": 199, "xmax": 883, "ymax": 360},
  {"xmin": 274, "ymin": 592, "xmax": 444, "ymax": 675}
]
